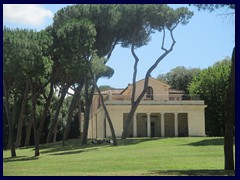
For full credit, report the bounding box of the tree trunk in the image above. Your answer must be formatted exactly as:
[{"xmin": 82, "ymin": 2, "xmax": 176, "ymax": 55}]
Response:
[
  {"xmin": 47, "ymin": 84, "xmax": 69, "ymax": 143},
  {"xmin": 15, "ymin": 81, "xmax": 29, "ymax": 148},
  {"xmin": 121, "ymin": 29, "xmax": 176, "ymax": 139},
  {"xmin": 81, "ymin": 75, "xmax": 91, "ymax": 145},
  {"xmin": 121, "ymin": 102, "xmax": 140, "ymax": 139},
  {"xmin": 7, "ymin": 95, "xmax": 17, "ymax": 149},
  {"xmin": 78, "ymin": 97, "xmax": 82, "ymax": 140},
  {"xmin": 81, "ymin": 75, "xmax": 96, "ymax": 145},
  {"xmin": 29, "ymin": 80, "xmax": 40, "ymax": 156},
  {"xmin": 37, "ymin": 83, "xmax": 54, "ymax": 145},
  {"xmin": 224, "ymin": 47, "xmax": 235, "ymax": 170},
  {"xmin": 3, "ymin": 80, "xmax": 16, "ymax": 157},
  {"xmin": 25, "ymin": 120, "xmax": 32, "ymax": 147},
  {"xmin": 53, "ymin": 123, "xmax": 58, "ymax": 143},
  {"xmin": 89, "ymin": 68, "xmax": 117, "ymax": 145},
  {"xmin": 64, "ymin": 82, "xmax": 84, "ymax": 140},
  {"xmin": 11, "ymin": 95, "xmax": 18, "ymax": 131}
]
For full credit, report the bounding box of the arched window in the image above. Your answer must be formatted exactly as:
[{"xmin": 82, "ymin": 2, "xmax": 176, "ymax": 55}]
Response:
[{"xmin": 146, "ymin": 86, "xmax": 153, "ymax": 100}]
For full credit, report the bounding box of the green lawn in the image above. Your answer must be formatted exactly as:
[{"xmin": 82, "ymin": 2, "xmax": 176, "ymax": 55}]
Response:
[{"xmin": 3, "ymin": 137, "xmax": 235, "ymax": 176}]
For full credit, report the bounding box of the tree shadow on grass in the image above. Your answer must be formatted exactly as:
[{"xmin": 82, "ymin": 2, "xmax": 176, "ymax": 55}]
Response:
[
  {"xmin": 40, "ymin": 138, "xmax": 160, "ymax": 154},
  {"xmin": 146, "ymin": 169, "xmax": 235, "ymax": 176},
  {"xmin": 51, "ymin": 147, "xmax": 99, "ymax": 156},
  {"xmin": 40, "ymin": 139, "xmax": 111, "ymax": 156},
  {"xmin": 114, "ymin": 137, "xmax": 163, "ymax": 147},
  {"xmin": 3, "ymin": 156, "xmax": 38, "ymax": 163},
  {"xmin": 183, "ymin": 138, "xmax": 224, "ymax": 146}
]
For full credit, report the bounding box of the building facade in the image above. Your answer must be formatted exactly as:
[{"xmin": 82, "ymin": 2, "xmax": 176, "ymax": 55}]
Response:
[{"xmin": 88, "ymin": 77, "xmax": 207, "ymax": 138}]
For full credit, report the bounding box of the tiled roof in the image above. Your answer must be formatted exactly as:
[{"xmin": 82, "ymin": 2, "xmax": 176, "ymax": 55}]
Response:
[
  {"xmin": 100, "ymin": 89, "xmax": 124, "ymax": 95},
  {"xmin": 99, "ymin": 88, "xmax": 185, "ymax": 95}
]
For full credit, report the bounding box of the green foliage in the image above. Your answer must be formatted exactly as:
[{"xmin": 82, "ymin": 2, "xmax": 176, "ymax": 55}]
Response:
[
  {"xmin": 147, "ymin": 5, "xmax": 193, "ymax": 31},
  {"xmin": 3, "ymin": 27, "xmax": 53, "ymax": 125},
  {"xmin": 3, "ymin": 4, "xmax": 195, "ymax": 148},
  {"xmin": 4, "ymin": 27, "xmax": 54, "ymax": 152},
  {"xmin": 4, "ymin": 27, "xmax": 53, "ymax": 81},
  {"xmin": 56, "ymin": 19, "xmax": 96, "ymax": 55},
  {"xmin": 117, "ymin": 5, "xmax": 193, "ymax": 48},
  {"xmin": 53, "ymin": 18, "xmax": 96, "ymax": 80},
  {"xmin": 91, "ymin": 54, "xmax": 114, "ymax": 79},
  {"xmin": 51, "ymin": 4, "xmax": 120, "ymax": 85},
  {"xmin": 4, "ymin": 28, "xmax": 51, "ymax": 77},
  {"xmin": 192, "ymin": 4, "xmax": 235, "ymax": 12},
  {"xmin": 98, "ymin": 85, "xmax": 115, "ymax": 91},
  {"xmin": 117, "ymin": 5, "xmax": 150, "ymax": 48},
  {"xmin": 157, "ymin": 66, "xmax": 201, "ymax": 92},
  {"xmin": 188, "ymin": 58, "xmax": 231, "ymax": 136},
  {"xmin": 53, "ymin": 4, "xmax": 121, "ymax": 58}
]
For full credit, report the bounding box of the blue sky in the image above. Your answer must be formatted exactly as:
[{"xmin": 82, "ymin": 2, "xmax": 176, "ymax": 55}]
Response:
[{"xmin": 3, "ymin": 4, "xmax": 235, "ymax": 88}]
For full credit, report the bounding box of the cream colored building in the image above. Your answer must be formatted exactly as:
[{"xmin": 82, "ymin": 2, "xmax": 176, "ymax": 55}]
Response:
[{"xmin": 88, "ymin": 77, "xmax": 207, "ymax": 138}]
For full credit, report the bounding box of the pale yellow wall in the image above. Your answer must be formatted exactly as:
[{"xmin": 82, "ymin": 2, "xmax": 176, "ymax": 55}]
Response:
[
  {"xmin": 88, "ymin": 94, "xmax": 108, "ymax": 138},
  {"xmin": 89, "ymin": 103, "xmax": 206, "ymax": 138},
  {"xmin": 90, "ymin": 94, "xmax": 108, "ymax": 118},
  {"xmin": 87, "ymin": 77, "xmax": 206, "ymax": 139},
  {"xmin": 122, "ymin": 77, "xmax": 170, "ymax": 100},
  {"xmin": 88, "ymin": 114, "xmax": 96, "ymax": 139},
  {"xmin": 96, "ymin": 109, "xmax": 105, "ymax": 138},
  {"xmin": 105, "ymin": 109, "xmax": 125, "ymax": 138},
  {"xmin": 188, "ymin": 110, "xmax": 206, "ymax": 136}
]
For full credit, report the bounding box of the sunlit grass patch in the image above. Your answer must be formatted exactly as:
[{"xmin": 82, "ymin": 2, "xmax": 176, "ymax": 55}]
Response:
[{"xmin": 3, "ymin": 137, "xmax": 234, "ymax": 176}]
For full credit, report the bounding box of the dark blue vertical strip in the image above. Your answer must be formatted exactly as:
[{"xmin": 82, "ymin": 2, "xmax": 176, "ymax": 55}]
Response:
[
  {"xmin": 1, "ymin": 3, "xmax": 4, "ymax": 177},
  {"xmin": 234, "ymin": 3, "xmax": 239, "ymax": 177}
]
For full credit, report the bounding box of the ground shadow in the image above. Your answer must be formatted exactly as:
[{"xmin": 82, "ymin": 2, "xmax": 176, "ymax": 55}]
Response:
[
  {"xmin": 51, "ymin": 147, "xmax": 99, "ymax": 156},
  {"xmin": 114, "ymin": 137, "xmax": 166, "ymax": 147},
  {"xmin": 183, "ymin": 138, "xmax": 224, "ymax": 146},
  {"xmin": 39, "ymin": 139, "xmax": 117, "ymax": 156},
  {"xmin": 146, "ymin": 169, "xmax": 235, "ymax": 176},
  {"xmin": 3, "ymin": 156, "xmax": 38, "ymax": 163},
  {"xmin": 40, "ymin": 138, "xmax": 173, "ymax": 154}
]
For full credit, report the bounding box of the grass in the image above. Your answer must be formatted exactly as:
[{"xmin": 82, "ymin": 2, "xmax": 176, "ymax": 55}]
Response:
[{"xmin": 3, "ymin": 137, "xmax": 235, "ymax": 176}]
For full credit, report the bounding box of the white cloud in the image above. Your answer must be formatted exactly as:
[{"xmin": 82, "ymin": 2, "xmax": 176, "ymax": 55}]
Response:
[{"xmin": 3, "ymin": 4, "xmax": 53, "ymax": 27}]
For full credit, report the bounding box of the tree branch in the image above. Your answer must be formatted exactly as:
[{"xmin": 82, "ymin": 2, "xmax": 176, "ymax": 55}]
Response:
[
  {"xmin": 89, "ymin": 66, "xmax": 117, "ymax": 145},
  {"xmin": 161, "ymin": 28, "xmax": 168, "ymax": 52},
  {"xmin": 169, "ymin": 29, "xmax": 176, "ymax": 51},
  {"xmin": 69, "ymin": 86, "xmax": 76, "ymax": 92},
  {"xmin": 135, "ymin": 28, "xmax": 177, "ymax": 105},
  {"xmin": 67, "ymin": 91, "xmax": 75, "ymax": 96},
  {"xmin": 131, "ymin": 44, "xmax": 139, "ymax": 104},
  {"xmin": 171, "ymin": 20, "xmax": 181, "ymax": 31},
  {"xmin": 107, "ymin": 38, "xmax": 120, "ymax": 60}
]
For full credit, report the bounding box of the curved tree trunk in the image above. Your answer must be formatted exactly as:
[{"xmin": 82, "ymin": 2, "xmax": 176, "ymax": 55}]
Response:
[
  {"xmin": 89, "ymin": 68, "xmax": 117, "ymax": 145},
  {"xmin": 37, "ymin": 83, "xmax": 54, "ymax": 145},
  {"xmin": 224, "ymin": 47, "xmax": 235, "ymax": 170},
  {"xmin": 81, "ymin": 75, "xmax": 96, "ymax": 145},
  {"xmin": 3, "ymin": 80, "xmax": 16, "ymax": 157},
  {"xmin": 47, "ymin": 84, "xmax": 69, "ymax": 143},
  {"xmin": 29, "ymin": 80, "xmax": 40, "ymax": 156},
  {"xmin": 15, "ymin": 81, "xmax": 29, "ymax": 148},
  {"xmin": 81, "ymin": 75, "xmax": 91, "ymax": 145},
  {"xmin": 121, "ymin": 29, "xmax": 176, "ymax": 139},
  {"xmin": 64, "ymin": 82, "xmax": 84, "ymax": 141}
]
